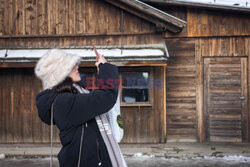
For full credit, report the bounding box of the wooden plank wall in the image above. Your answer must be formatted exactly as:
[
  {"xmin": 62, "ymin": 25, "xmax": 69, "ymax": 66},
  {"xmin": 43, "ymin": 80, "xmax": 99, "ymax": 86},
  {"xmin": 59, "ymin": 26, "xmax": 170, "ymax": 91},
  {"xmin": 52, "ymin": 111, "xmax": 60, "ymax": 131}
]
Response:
[
  {"xmin": 0, "ymin": 68, "xmax": 60, "ymax": 143},
  {"xmin": 196, "ymin": 37, "xmax": 250, "ymax": 142},
  {"xmin": 166, "ymin": 37, "xmax": 249, "ymax": 143},
  {"xmin": 0, "ymin": 0, "xmax": 156, "ymax": 35},
  {"xmin": 203, "ymin": 57, "xmax": 245, "ymax": 142},
  {"xmin": 0, "ymin": 0, "xmax": 162, "ymax": 48},
  {"xmin": 121, "ymin": 66, "xmax": 166, "ymax": 143},
  {"xmin": 165, "ymin": 39, "xmax": 197, "ymax": 142},
  {"xmin": 158, "ymin": 6, "xmax": 250, "ymax": 37},
  {"xmin": 0, "ymin": 66, "xmax": 166, "ymax": 143}
]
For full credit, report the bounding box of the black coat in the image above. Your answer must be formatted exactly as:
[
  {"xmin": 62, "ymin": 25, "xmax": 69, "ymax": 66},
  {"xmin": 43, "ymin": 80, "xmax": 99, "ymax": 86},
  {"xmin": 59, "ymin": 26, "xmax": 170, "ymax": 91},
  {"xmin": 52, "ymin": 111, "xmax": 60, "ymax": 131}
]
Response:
[{"xmin": 36, "ymin": 63, "xmax": 119, "ymax": 167}]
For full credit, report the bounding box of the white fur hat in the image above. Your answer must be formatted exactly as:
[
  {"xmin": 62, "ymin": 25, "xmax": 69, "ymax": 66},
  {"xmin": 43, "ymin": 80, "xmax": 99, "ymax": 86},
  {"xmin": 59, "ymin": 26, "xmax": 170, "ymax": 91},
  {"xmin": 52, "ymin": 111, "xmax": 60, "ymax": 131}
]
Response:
[{"xmin": 35, "ymin": 49, "xmax": 81, "ymax": 90}]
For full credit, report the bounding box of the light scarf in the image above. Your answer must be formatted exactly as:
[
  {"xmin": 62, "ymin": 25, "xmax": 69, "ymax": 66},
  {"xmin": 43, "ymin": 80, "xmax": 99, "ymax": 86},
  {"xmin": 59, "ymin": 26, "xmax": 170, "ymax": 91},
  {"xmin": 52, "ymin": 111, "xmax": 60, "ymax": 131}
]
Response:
[{"xmin": 73, "ymin": 84, "xmax": 127, "ymax": 167}]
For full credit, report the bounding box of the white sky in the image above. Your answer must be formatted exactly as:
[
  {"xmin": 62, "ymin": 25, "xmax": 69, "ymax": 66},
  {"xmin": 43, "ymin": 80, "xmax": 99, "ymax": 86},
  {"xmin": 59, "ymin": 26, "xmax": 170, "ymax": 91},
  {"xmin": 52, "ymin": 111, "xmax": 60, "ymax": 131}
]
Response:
[{"xmin": 178, "ymin": 0, "xmax": 250, "ymax": 8}]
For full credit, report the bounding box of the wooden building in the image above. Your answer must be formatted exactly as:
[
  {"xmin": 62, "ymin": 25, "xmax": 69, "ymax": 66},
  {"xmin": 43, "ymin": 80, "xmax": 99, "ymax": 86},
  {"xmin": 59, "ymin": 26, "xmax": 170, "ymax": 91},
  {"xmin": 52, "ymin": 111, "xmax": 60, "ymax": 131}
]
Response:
[{"xmin": 0, "ymin": 0, "xmax": 249, "ymax": 144}]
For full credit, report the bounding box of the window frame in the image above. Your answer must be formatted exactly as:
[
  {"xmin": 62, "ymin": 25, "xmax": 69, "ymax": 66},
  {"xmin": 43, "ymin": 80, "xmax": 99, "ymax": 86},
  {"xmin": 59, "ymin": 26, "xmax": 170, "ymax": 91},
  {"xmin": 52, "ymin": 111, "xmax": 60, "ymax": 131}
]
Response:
[
  {"xmin": 79, "ymin": 66, "xmax": 154, "ymax": 107},
  {"xmin": 119, "ymin": 67, "xmax": 154, "ymax": 107}
]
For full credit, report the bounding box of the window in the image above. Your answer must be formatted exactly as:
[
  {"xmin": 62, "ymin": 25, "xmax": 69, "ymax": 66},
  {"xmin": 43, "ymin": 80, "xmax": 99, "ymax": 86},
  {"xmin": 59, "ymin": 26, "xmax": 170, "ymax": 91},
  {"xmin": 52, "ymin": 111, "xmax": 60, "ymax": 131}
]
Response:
[
  {"xmin": 119, "ymin": 67, "xmax": 153, "ymax": 106},
  {"xmin": 79, "ymin": 67, "xmax": 154, "ymax": 106}
]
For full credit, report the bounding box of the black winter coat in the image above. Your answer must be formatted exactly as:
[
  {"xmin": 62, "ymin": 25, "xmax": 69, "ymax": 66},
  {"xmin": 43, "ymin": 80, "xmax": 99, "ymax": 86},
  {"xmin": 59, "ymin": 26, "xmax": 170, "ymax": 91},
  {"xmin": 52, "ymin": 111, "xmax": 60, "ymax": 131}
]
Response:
[{"xmin": 36, "ymin": 63, "xmax": 119, "ymax": 167}]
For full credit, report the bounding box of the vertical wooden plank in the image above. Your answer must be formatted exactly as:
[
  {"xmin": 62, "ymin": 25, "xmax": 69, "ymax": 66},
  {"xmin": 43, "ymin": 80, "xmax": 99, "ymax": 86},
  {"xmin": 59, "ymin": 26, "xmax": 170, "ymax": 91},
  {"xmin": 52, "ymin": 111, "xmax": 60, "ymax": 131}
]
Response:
[
  {"xmin": 20, "ymin": 69, "xmax": 25, "ymax": 142},
  {"xmin": 98, "ymin": 1, "xmax": 107, "ymax": 34},
  {"xmin": 155, "ymin": 66, "xmax": 165, "ymax": 143},
  {"xmin": 30, "ymin": 0, "xmax": 37, "ymax": 35},
  {"xmin": 58, "ymin": 0, "xmax": 65, "ymax": 34},
  {"xmin": 85, "ymin": 0, "xmax": 96, "ymax": 34},
  {"xmin": 68, "ymin": 0, "xmax": 75, "ymax": 34},
  {"xmin": 37, "ymin": 0, "xmax": 47, "ymax": 35},
  {"xmin": 241, "ymin": 58, "xmax": 249, "ymax": 142},
  {"xmin": 10, "ymin": 69, "xmax": 15, "ymax": 142},
  {"xmin": 3, "ymin": 0, "xmax": 9, "ymax": 34},
  {"xmin": 65, "ymin": 0, "xmax": 69, "ymax": 34},
  {"xmin": 47, "ymin": 0, "xmax": 51, "ymax": 34},
  {"xmin": 21, "ymin": 0, "xmax": 25, "ymax": 35},
  {"xmin": 203, "ymin": 58, "xmax": 209, "ymax": 141},
  {"xmin": 248, "ymin": 38, "xmax": 250, "ymax": 142},
  {"xmin": 6, "ymin": 69, "xmax": 14, "ymax": 143},
  {"xmin": 75, "ymin": 0, "xmax": 82, "ymax": 34},
  {"xmin": 9, "ymin": 0, "xmax": 14, "ymax": 35},
  {"xmin": 187, "ymin": 9, "xmax": 198, "ymax": 37},
  {"xmin": 12, "ymin": 0, "xmax": 17, "ymax": 35},
  {"xmin": 13, "ymin": 69, "xmax": 22, "ymax": 142},
  {"xmin": 148, "ymin": 68, "xmax": 155, "ymax": 142},
  {"xmin": 163, "ymin": 66, "xmax": 167, "ymax": 142},
  {"xmin": 55, "ymin": 0, "xmax": 59, "ymax": 34},
  {"xmin": 220, "ymin": 38, "xmax": 230, "ymax": 57},
  {"xmin": 16, "ymin": 0, "xmax": 23, "ymax": 35},
  {"xmin": 30, "ymin": 71, "xmax": 35, "ymax": 142},
  {"xmin": 24, "ymin": 0, "xmax": 32, "ymax": 35},
  {"xmin": 106, "ymin": 1, "xmax": 120, "ymax": 33},
  {"xmin": 82, "ymin": 0, "xmax": 86, "ymax": 34},
  {"xmin": 33, "ymin": 76, "xmax": 41, "ymax": 142},
  {"xmin": 23, "ymin": 69, "xmax": 32, "ymax": 142},
  {"xmin": 196, "ymin": 39, "xmax": 205, "ymax": 142},
  {"xmin": 0, "ymin": 69, "xmax": 5, "ymax": 142},
  {"xmin": 121, "ymin": 107, "xmax": 137, "ymax": 143},
  {"xmin": 0, "ymin": 0, "xmax": 4, "ymax": 35},
  {"xmin": 3, "ymin": 69, "xmax": 8, "ymax": 143}
]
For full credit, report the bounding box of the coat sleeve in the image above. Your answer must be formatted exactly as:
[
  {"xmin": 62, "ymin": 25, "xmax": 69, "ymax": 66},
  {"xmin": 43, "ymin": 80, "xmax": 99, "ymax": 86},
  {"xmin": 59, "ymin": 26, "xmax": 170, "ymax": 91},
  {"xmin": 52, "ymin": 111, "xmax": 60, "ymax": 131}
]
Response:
[{"xmin": 54, "ymin": 63, "xmax": 119, "ymax": 127}]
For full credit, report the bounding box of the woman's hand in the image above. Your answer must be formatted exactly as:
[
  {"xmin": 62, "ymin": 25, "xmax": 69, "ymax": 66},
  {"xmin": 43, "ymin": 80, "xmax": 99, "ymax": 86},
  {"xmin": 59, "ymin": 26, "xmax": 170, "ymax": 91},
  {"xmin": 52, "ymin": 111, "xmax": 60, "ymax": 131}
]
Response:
[{"xmin": 94, "ymin": 47, "xmax": 107, "ymax": 74}]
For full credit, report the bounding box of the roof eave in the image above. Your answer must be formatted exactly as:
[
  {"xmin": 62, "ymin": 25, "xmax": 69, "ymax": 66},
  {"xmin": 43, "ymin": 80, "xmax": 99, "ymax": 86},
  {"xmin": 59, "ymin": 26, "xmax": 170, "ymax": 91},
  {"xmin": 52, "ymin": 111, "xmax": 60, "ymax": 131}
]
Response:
[{"xmin": 104, "ymin": 0, "xmax": 186, "ymax": 33}]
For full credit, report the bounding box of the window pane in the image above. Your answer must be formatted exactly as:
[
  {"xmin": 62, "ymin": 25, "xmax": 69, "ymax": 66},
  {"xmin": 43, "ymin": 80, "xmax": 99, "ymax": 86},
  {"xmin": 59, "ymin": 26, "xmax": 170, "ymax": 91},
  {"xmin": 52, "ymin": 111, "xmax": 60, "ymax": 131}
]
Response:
[
  {"xmin": 122, "ymin": 88, "xmax": 148, "ymax": 102},
  {"xmin": 122, "ymin": 72, "xmax": 149, "ymax": 88}
]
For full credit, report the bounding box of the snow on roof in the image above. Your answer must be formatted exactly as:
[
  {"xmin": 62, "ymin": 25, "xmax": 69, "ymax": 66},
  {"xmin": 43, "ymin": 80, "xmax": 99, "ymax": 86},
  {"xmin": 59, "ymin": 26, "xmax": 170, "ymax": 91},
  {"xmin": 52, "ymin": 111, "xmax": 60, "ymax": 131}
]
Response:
[
  {"xmin": 175, "ymin": 0, "xmax": 249, "ymax": 8},
  {"xmin": 0, "ymin": 49, "xmax": 166, "ymax": 62}
]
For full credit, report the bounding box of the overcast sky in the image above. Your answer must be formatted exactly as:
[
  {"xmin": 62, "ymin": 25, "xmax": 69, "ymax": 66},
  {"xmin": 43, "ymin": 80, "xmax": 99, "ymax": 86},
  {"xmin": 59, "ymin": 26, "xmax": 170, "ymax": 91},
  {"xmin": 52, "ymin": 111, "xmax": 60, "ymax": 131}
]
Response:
[{"xmin": 178, "ymin": 0, "xmax": 249, "ymax": 7}]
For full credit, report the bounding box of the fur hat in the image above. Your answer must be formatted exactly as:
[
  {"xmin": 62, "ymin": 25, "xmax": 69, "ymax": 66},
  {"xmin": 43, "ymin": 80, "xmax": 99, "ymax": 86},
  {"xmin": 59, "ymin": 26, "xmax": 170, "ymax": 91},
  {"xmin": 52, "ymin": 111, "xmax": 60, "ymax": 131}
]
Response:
[{"xmin": 35, "ymin": 49, "xmax": 81, "ymax": 90}]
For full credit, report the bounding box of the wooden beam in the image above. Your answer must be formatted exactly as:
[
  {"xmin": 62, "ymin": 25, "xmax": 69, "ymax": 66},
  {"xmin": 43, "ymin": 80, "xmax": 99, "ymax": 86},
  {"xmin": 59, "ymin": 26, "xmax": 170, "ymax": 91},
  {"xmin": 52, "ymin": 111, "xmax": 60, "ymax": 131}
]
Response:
[
  {"xmin": 104, "ymin": 0, "xmax": 165, "ymax": 32},
  {"xmin": 118, "ymin": 0, "xmax": 186, "ymax": 27},
  {"xmin": 0, "ymin": 31, "xmax": 156, "ymax": 39},
  {"xmin": 104, "ymin": 0, "xmax": 186, "ymax": 33},
  {"xmin": 142, "ymin": 0, "xmax": 250, "ymax": 13}
]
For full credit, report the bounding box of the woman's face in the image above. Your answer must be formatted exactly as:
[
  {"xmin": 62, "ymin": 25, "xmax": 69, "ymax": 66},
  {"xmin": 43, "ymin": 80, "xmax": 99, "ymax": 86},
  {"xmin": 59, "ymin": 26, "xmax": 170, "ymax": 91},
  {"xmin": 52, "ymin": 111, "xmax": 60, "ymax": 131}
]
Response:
[{"xmin": 68, "ymin": 65, "xmax": 81, "ymax": 82}]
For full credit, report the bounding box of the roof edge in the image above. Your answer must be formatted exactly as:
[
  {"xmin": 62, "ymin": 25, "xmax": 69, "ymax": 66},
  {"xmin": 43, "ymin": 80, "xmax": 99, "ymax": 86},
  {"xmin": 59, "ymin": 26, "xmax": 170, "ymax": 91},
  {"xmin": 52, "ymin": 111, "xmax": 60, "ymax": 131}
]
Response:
[
  {"xmin": 142, "ymin": 0, "xmax": 250, "ymax": 13},
  {"xmin": 104, "ymin": 0, "xmax": 186, "ymax": 33}
]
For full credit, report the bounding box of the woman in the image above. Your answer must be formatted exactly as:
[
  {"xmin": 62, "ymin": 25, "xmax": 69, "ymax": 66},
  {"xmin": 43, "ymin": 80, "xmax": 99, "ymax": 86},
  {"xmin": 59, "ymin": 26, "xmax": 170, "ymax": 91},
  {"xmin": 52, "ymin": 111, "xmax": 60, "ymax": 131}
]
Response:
[{"xmin": 35, "ymin": 49, "xmax": 127, "ymax": 167}]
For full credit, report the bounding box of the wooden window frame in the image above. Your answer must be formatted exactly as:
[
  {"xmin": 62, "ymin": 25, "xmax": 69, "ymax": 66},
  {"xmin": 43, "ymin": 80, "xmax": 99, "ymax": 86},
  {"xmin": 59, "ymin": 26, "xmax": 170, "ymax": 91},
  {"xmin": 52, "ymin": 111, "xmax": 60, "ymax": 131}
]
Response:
[
  {"xmin": 119, "ymin": 67, "xmax": 154, "ymax": 107},
  {"xmin": 79, "ymin": 66, "xmax": 154, "ymax": 107}
]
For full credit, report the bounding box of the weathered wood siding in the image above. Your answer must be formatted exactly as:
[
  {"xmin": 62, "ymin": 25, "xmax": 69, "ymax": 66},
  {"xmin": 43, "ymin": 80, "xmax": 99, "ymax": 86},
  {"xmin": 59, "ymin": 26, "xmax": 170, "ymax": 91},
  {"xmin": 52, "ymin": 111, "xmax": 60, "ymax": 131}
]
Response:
[
  {"xmin": 165, "ymin": 39, "xmax": 197, "ymax": 142},
  {"xmin": 204, "ymin": 57, "xmax": 248, "ymax": 142},
  {"xmin": 0, "ymin": 0, "xmax": 162, "ymax": 48},
  {"xmin": 121, "ymin": 66, "xmax": 166, "ymax": 143},
  {"xmin": 0, "ymin": 66, "xmax": 166, "ymax": 143},
  {"xmin": 155, "ymin": 5, "xmax": 250, "ymax": 37},
  {"xmin": 196, "ymin": 37, "xmax": 250, "ymax": 142},
  {"xmin": 0, "ymin": 68, "xmax": 60, "ymax": 143}
]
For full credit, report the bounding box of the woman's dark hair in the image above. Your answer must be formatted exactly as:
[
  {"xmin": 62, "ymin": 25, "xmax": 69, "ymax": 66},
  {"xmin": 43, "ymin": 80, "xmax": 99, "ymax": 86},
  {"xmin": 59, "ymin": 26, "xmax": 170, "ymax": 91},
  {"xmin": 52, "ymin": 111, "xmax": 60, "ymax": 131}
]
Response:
[{"xmin": 52, "ymin": 77, "xmax": 79, "ymax": 94}]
